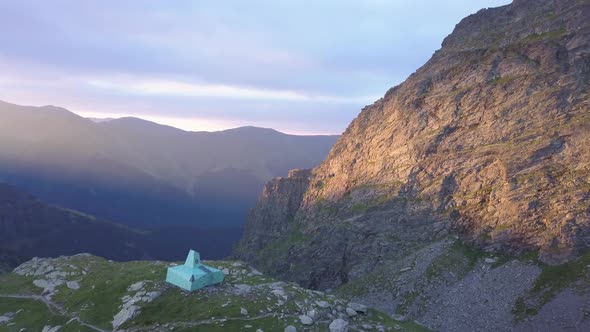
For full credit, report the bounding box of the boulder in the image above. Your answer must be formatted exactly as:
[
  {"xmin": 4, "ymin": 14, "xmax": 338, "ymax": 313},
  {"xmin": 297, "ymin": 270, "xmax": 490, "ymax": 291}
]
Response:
[
  {"xmin": 315, "ymin": 300, "xmax": 330, "ymax": 308},
  {"xmin": 329, "ymin": 319, "xmax": 349, "ymax": 332},
  {"xmin": 345, "ymin": 307, "xmax": 357, "ymax": 317},
  {"xmin": 307, "ymin": 309, "xmax": 320, "ymax": 320},
  {"xmin": 128, "ymin": 281, "xmax": 145, "ymax": 292},
  {"xmin": 66, "ymin": 281, "xmax": 80, "ymax": 290},
  {"xmin": 41, "ymin": 325, "xmax": 62, "ymax": 332},
  {"xmin": 348, "ymin": 302, "xmax": 368, "ymax": 314},
  {"xmin": 298, "ymin": 315, "xmax": 313, "ymax": 325}
]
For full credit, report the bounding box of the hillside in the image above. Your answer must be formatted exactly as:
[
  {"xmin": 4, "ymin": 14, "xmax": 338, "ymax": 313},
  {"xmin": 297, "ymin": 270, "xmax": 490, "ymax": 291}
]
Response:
[
  {"xmin": 0, "ymin": 183, "xmax": 241, "ymax": 269},
  {"xmin": 0, "ymin": 255, "xmax": 428, "ymax": 332},
  {"xmin": 235, "ymin": 0, "xmax": 590, "ymax": 330},
  {"xmin": 0, "ymin": 101, "xmax": 338, "ymax": 227},
  {"xmin": 0, "ymin": 183, "xmax": 153, "ymax": 263}
]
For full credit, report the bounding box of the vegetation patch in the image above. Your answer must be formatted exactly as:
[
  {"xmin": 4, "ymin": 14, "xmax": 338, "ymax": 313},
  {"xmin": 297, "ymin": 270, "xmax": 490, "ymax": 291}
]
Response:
[
  {"xmin": 425, "ymin": 240, "xmax": 484, "ymax": 280},
  {"xmin": 511, "ymin": 250, "xmax": 590, "ymax": 321},
  {"xmin": 396, "ymin": 290, "xmax": 419, "ymax": 315},
  {"xmin": 521, "ymin": 27, "xmax": 567, "ymax": 43},
  {"xmin": 488, "ymin": 75, "xmax": 516, "ymax": 85}
]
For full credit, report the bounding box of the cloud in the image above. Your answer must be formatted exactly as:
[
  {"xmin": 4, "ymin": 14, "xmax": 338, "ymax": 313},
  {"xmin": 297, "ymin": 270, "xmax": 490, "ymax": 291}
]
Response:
[
  {"xmin": 0, "ymin": 0, "xmax": 512, "ymax": 134},
  {"xmin": 86, "ymin": 76, "xmax": 379, "ymax": 104}
]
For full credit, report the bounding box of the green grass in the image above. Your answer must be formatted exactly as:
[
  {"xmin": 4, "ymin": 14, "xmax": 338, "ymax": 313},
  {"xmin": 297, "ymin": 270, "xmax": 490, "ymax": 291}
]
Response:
[
  {"xmin": 0, "ymin": 298, "xmax": 93, "ymax": 332},
  {"xmin": 396, "ymin": 291, "xmax": 419, "ymax": 315},
  {"xmin": 52, "ymin": 258, "xmax": 166, "ymax": 329},
  {"xmin": 256, "ymin": 225, "xmax": 307, "ymax": 271},
  {"xmin": 521, "ymin": 27, "xmax": 567, "ymax": 43},
  {"xmin": 512, "ymin": 250, "xmax": 590, "ymax": 321},
  {"xmin": 1, "ymin": 255, "xmax": 437, "ymax": 331},
  {"xmin": 367, "ymin": 309, "xmax": 432, "ymax": 332},
  {"xmin": 488, "ymin": 75, "xmax": 516, "ymax": 85},
  {"xmin": 531, "ymin": 253, "xmax": 590, "ymax": 302},
  {"xmin": 425, "ymin": 240, "xmax": 484, "ymax": 280},
  {"xmin": 0, "ymin": 274, "xmax": 41, "ymax": 295}
]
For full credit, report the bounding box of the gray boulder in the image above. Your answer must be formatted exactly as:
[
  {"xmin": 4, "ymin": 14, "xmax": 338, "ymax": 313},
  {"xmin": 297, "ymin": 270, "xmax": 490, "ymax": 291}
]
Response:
[
  {"xmin": 329, "ymin": 319, "xmax": 349, "ymax": 332},
  {"xmin": 347, "ymin": 302, "xmax": 368, "ymax": 314},
  {"xmin": 298, "ymin": 315, "xmax": 313, "ymax": 325}
]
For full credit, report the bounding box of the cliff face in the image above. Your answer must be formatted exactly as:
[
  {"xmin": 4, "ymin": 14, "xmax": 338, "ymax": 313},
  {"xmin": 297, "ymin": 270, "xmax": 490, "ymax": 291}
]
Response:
[
  {"xmin": 236, "ymin": 0, "xmax": 590, "ymax": 289},
  {"xmin": 234, "ymin": 169, "xmax": 312, "ymax": 271}
]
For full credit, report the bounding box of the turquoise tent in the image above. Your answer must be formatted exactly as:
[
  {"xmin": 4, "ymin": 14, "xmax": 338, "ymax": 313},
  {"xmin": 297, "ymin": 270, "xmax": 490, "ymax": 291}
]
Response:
[{"xmin": 166, "ymin": 250, "xmax": 224, "ymax": 291}]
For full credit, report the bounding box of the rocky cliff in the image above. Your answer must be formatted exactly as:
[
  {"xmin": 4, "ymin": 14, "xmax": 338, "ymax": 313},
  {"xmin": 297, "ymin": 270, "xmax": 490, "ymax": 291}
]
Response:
[
  {"xmin": 236, "ymin": 0, "xmax": 590, "ymax": 292},
  {"xmin": 235, "ymin": 169, "xmax": 312, "ymax": 272}
]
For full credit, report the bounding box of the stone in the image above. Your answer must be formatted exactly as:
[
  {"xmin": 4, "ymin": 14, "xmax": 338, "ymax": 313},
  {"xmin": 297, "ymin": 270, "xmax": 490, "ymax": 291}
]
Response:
[
  {"xmin": 66, "ymin": 281, "xmax": 80, "ymax": 290},
  {"xmin": 284, "ymin": 326, "xmax": 297, "ymax": 332},
  {"xmin": 307, "ymin": 309, "xmax": 320, "ymax": 320},
  {"xmin": 250, "ymin": 268, "xmax": 263, "ymax": 276},
  {"xmin": 0, "ymin": 313, "xmax": 14, "ymax": 323},
  {"xmin": 234, "ymin": 284, "xmax": 252, "ymax": 293},
  {"xmin": 112, "ymin": 305, "xmax": 140, "ymax": 329},
  {"xmin": 316, "ymin": 300, "xmax": 330, "ymax": 308},
  {"xmin": 329, "ymin": 319, "xmax": 349, "ymax": 332},
  {"xmin": 128, "ymin": 281, "xmax": 145, "ymax": 292},
  {"xmin": 348, "ymin": 302, "xmax": 368, "ymax": 314},
  {"xmin": 41, "ymin": 326, "xmax": 61, "ymax": 332},
  {"xmin": 272, "ymin": 288, "xmax": 288, "ymax": 299},
  {"xmin": 345, "ymin": 307, "xmax": 357, "ymax": 317},
  {"xmin": 241, "ymin": 308, "xmax": 249, "ymax": 316},
  {"xmin": 298, "ymin": 315, "xmax": 313, "ymax": 325}
]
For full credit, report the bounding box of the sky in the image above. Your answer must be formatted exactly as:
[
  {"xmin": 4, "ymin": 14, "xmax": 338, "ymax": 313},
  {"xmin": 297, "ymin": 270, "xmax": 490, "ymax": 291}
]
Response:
[{"xmin": 0, "ymin": 0, "xmax": 511, "ymax": 135}]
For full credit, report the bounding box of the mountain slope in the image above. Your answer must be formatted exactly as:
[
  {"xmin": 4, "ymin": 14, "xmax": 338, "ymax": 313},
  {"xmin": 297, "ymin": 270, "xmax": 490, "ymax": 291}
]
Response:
[
  {"xmin": 0, "ymin": 183, "xmax": 242, "ymax": 269},
  {"xmin": 236, "ymin": 0, "xmax": 589, "ymax": 290},
  {"xmin": 0, "ymin": 255, "xmax": 428, "ymax": 332},
  {"xmin": 0, "ymin": 183, "xmax": 154, "ymax": 264},
  {"xmin": 0, "ymin": 101, "xmax": 338, "ymax": 226}
]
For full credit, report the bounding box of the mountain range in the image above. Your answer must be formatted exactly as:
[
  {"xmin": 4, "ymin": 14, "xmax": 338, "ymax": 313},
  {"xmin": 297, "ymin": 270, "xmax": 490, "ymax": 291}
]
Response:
[
  {"xmin": 0, "ymin": 182, "xmax": 244, "ymax": 270},
  {"xmin": 0, "ymin": 100, "xmax": 338, "ymax": 228}
]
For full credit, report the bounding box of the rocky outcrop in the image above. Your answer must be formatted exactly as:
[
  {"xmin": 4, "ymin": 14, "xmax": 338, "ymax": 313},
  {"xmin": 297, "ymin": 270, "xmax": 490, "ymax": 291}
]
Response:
[
  {"xmin": 112, "ymin": 281, "xmax": 161, "ymax": 330},
  {"xmin": 234, "ymin": 169, "xmax": 312, "ymax": 269},
  {"xmin": 237, "ymin": 0, "xmax": 590, "ymax": 290}
]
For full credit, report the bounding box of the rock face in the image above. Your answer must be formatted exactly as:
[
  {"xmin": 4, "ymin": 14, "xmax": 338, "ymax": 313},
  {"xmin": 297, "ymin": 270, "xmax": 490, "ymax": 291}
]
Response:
[
  {"xmin": 236, "ymin": 0, "xmax": 590, "ymax": 289},
  {"xmin": 234, "ymin": 169, "xmax": 312, "ymax": 270}
]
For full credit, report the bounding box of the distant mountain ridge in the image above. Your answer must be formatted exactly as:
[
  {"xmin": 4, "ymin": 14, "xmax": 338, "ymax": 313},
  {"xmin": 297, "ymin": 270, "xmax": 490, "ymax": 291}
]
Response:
[
  {"xmin": 0, "ymin": 182, "xmax": 242, "ymax": 268},
  {"xmin": 0, "ymin": 100, "xmax": 339, "ymax": 227}
]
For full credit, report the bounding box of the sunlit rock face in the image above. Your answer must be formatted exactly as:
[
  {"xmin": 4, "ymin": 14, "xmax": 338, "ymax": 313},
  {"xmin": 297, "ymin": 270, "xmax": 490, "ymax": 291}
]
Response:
[{"xmin": 237, "ymin": 0, "xmax": 590, "ymax": 289}]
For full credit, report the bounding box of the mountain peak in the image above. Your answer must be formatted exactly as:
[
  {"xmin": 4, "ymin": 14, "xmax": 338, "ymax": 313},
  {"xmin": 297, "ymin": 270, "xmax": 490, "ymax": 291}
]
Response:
[{"xmin": 237, "ymin": 0, "xmax": 590, "ymax": 293}]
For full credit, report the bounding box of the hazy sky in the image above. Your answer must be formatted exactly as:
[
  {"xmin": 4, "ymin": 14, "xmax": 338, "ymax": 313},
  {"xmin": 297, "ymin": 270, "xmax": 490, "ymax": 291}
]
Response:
[{"xmin": 0, "ymin": 0, "xmax": 511, "ymax": 134}]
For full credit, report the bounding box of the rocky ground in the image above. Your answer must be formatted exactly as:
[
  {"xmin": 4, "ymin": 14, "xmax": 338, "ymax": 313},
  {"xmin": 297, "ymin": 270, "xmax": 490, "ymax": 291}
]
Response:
[
  {"xmin": 336, "ymin": 237, "xmax": 590, "ymax": 331},
  {"xmin": 0, "ymin": 255, "xmax": 428, "ymax": 332}
]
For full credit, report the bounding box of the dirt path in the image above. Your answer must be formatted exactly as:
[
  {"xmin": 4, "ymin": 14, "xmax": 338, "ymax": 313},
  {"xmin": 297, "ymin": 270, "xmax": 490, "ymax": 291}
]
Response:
[
  {"xmin": 170, "ymin": 313, "xmax": 275, "ymax": 328},
  {"xmin": 0, "ymin": 294, "xmax": 109, "ymax": 332}
]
